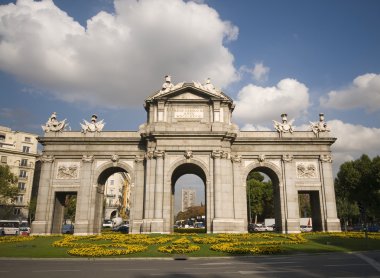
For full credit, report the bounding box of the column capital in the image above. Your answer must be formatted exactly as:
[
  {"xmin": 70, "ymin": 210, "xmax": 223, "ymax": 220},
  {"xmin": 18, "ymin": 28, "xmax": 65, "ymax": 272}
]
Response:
[
  {"xmin": 231, "ymin": 154, "xmax": 242, "ymax": 163},
  {"xmin": 221, "ymin": 151, "xmax": 230, "ymax": 159},
  {"xmin": 154, "ymin": 150, "xmax": 165, "ymax": 159},
  {"xmin": 134, "ymin": 155, "xmax": 145, "ymax": 164},
  {"xmin": 320, "ymin": 154, "xmax": 332, "ymax": 163},
  {"xmin": 211, "ymin": 150, "xmax": 222, "ymax": 159},
  {"xmin": 82, "ymin": 155, "xmax": 94, "ymax": 163},
  {"xmin": 145, "ymin": 150, "xmax": 154, "ymax": 160},
  {"xmin": 40, "ymin": 155, "xmax": 54, "ymax": 163},
  {"xmin": 282, "ymin": 154, "xmax": 293, "ymax": 162}
]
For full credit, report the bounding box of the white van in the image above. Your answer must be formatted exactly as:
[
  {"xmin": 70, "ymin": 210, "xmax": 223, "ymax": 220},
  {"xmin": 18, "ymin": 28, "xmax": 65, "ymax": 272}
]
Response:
[{"xmin": 0, "ymin": 220, "xmax": 20, "ymax": 235}]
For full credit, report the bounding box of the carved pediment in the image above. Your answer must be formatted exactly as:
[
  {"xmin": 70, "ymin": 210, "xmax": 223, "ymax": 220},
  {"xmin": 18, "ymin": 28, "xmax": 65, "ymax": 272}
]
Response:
[{"xmin": 170, "ymin": 91, "xmax": 207, "ymax": 100}]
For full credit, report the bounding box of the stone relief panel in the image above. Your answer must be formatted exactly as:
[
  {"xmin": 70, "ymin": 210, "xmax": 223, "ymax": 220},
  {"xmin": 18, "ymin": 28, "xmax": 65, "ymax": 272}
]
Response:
[
  {"xmin": 56, "ymin": 162, "xmax": 80, "ymax": 179},
  {"xmin": 296, "ymin": 162, "xmax": 318, "ymax": 178}
]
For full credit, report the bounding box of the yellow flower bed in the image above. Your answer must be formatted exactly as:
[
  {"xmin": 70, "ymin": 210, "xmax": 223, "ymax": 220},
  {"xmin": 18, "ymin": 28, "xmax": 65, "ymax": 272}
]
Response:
[
  {"xmin": 210, "ymin": 242, "xmax": 282, "ymax": 255},
  {"xmin": 158, "ymin": 244, "xmax": 200, "ymax": 254},
  {"xmin": 0, "ymin": 236, "xmax": 35, "ymax": 243},
  {"xmin": 67, "ymin": 245, "xmax": 147, "ymax": 257},
  {"xmin": 312, "ymin": 232, "xmax": 380, "ymax": 240}
]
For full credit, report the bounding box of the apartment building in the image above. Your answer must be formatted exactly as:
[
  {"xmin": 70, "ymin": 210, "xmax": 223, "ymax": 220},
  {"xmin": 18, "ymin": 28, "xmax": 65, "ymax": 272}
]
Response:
[{"xmin": 0, "ymin": 125, "xmax": 38, "ymax": 219}]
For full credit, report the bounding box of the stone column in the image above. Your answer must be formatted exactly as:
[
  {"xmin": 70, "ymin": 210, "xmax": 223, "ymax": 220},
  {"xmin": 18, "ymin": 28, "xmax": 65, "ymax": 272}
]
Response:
[
  {"xmin": 232, "ymin": 155, "xmax": 246, "ymax": 221},
  {"xmin": 221, "ymin": 151, "xmax": 234, "ymax": 219},
  {"xmin": 130, "ymin": 155, "xmax": 145, "ymax": 234},
  {"xmin": 143, "ymin": 151, "xmax": 155, "ymax": 232},
  {"xmin": 31, "ymin": 155, "xmax": 54, "ymax": 235},
  {"xmin": 282, "ymin": 155, "xmax": 300, "ymax": 233},
  {"xmin": 212, "ymin": 150, "xmax": 222, "ymax": 218},
  {"xmin": 74, "ymin": 155, "xmax": 94, "ymax": 235},
  {"xmin": 320, "ymin": 154, "xmax": 341, "ymax": 232},
  {"xmin": 152, "ymin": 150, "xmax": 165, "ymax": 232}
]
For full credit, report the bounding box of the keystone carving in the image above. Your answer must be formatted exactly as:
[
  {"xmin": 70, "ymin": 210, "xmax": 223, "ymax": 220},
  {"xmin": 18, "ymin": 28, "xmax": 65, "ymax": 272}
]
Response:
[
  {"xmin": 258, "ymin": 154, "xmax": 266, "ymax": 164},
  {"xmin": 184, "ymin": 150, "xmax": 193, "ymax": 159},
  {"xmin": 110, "ymin": 154, "xmax": 119, "ymax": 163}
]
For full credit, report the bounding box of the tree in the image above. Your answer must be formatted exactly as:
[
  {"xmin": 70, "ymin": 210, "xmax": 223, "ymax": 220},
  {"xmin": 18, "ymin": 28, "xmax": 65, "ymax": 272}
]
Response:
[
  {"xmin": 0, "ymin": 165, "xmax": 19, "ymax": 205},
  {"xmin": 176, "ymin": 205, "xmax": 205, "ymax": 222},
  {"xmin": 335, "ymin": 154, "xmax": 380, "ymax": 225},
  {"xmin": 247, "ymin": 172, "xmax": 273, "ymax": 223}
]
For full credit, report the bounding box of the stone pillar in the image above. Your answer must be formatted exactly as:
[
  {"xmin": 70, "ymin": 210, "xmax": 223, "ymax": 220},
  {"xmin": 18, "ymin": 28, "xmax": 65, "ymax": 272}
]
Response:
[
  {"xmin": 221, "ymin": 151, "xmax": 234, "ymax": 219},
  {"xmin": 152, "ymin": 150, "xmax": 164, "ymax": 232},
  {"xmin": 130, "ymin": 155, "xmax": 145, "ymax": 234},
  {"xmin": 320, "ymin": 154, "xmax": 341, "ymax": 232},
  {"xmin": 232, "ymin": 155, "xmax": 246, "ymax": 228},
  {"xmin": 212, "ymin": 150, "xmax": 222, "ymax": 218},
  {"xmin": 143, "ymin": 151, "xmax": 155, "ymax": 232},
  {"xmin": 74, "ymin": 155, "xmax": 94, "ymax": 235},
  {"xmin": 282, "ymin": 156, "xmax": 300, "ymax": 233},
  {"xmin": 31, "ymin": 155, "xmax": 54, "ymax": 235}
]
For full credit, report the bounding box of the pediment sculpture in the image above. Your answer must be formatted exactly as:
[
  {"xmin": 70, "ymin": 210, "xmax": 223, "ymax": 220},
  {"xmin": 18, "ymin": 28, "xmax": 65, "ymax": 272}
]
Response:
[
  {"xmin": 159, "ymin": 75, "xmax": 183, "ymax": 94},
  {"xmin": 310, "ymin": 113, "xmax": 330, "ymax": 135},
  {"xmin": 193, "ymin": 78, "xmax": 222, "ymax": 96},
  {"xmin": 273, "ymin": 113, "xmax": 294, "ymax": 134},
  {"xmin": 42, "ymin": 112, "xmax": 67, "ymax": 132},
  {"xmin": 80, "ymin": 114, "xmax": 105, "ymax": 133}
]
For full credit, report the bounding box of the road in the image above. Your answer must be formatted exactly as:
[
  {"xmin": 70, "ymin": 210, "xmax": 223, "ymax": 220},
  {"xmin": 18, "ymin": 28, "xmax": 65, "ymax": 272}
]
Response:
[{"xmin": 0, "ymin": 251, "xmax": 379, "ymax": 278}]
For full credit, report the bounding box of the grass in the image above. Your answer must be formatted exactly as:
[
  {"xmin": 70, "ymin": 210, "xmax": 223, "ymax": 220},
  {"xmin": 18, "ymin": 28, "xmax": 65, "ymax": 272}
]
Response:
[{"xmin": 0, "ymin": 232, "xmax": 379, "ymax": 258}]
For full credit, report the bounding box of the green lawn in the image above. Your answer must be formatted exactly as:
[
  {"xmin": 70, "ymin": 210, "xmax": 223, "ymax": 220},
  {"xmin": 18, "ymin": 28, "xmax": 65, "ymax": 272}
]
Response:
[{"xmin": 0, "ymin": 232, "xmax": 379, "ymax": 258}]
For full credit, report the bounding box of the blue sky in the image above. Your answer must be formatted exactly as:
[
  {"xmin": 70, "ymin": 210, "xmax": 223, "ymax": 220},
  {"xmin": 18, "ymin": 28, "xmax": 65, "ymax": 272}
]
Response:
[{"xmin": 1, "ymin": 0, "xmax": 380, "ymax": 173}]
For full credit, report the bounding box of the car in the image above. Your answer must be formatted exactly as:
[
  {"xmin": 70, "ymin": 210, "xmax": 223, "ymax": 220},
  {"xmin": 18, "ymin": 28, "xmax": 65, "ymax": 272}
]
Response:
[
  {"xmin": 61, "ymin": 224, "xmax": 74, "ymax": 234},
  {"xmin": 367, "ymin": 225, "xmax": 379, "ymax": 232},
  {"xmin": 113, "ymin": 225, "xmax": 129, "ymax": 234},
  {"xmin": 102, "ymin": 220, "xmax": 113, "ymax": 228},
  {"xmin": 300, "ymin": 225, "xmax": 312, "ymax": 232},
  {"xmin": 266, "ymin": 224, "xmax": 275, "ymax": 232},
  {"xmin": 19, "ymin": 227, "xmax": 31, "ymax": 236}
]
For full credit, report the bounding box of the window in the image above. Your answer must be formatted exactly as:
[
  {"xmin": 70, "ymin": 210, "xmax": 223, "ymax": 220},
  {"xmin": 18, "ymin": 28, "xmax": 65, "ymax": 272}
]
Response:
[
  {"xmin": 20, "ymin": 159, "xmax": 28, "ymax": 166},
  {"xmin": 22, "ymin": 146, "xmax": 30, "ymax": 153},
  {"xmin": 13, "ymin": 208, "xmax": 21, "ymax": 215},
  {"xmin": 19, "ymin": 170, "xmax": 27, "ymax": 178},
  {"xmin": 16, "ymin": 195, "xmax": 23, "ymax": 204},
  {"xmin": 0, "ymin": 134, "xmax": 5, "ymax": 141},
  {"xmin": 18, "ymin": 182, "xmax": 26, "ymax": 191},
  {"xmin": 1, "ymin": 156, "xmax": 6, "ymax": 164},
  {"xmin": 24, "ymin": 137, "xmax": 31, "ymax": 142}
]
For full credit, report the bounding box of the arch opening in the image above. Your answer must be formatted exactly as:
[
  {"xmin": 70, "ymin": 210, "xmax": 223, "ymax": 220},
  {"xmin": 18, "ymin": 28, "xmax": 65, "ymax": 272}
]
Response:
[
  {"xmin": 246, "ymin": 166, "xmax": 282, "ymax": 232},
  {"xmin": 95, "ymin": 167, "xmax": 131, "ymax": 233},
  {"xmin": 171, "ymin": 163, "xmax": 207, "ymax": 232}
]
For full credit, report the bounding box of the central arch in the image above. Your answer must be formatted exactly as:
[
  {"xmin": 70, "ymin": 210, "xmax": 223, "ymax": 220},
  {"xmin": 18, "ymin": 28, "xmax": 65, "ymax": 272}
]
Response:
[
  {"xmin": 243, "ymin": 162, "xmax": 284, "ymax": 232},
  {"xmin": 168, "ymin": 158, "xmax": 209, "ymax": 233},
  {"xmin": 92, "ymin": 162, "xmax": 134, "ymax": 234}
]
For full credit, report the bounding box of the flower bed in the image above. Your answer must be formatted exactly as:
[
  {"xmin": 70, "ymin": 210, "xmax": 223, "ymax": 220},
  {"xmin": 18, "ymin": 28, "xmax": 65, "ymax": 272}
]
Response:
[
  {"xmin": 0, "ymin": 235, "xmax": 35, "ymax": 244},
  {"xmin": 67, "ymin": 245, "xmax": 147, "ymax": 257}
]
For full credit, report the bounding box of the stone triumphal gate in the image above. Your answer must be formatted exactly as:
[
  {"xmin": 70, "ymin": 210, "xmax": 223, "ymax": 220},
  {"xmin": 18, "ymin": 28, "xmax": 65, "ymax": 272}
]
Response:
[{"xmin": 32, "ymin": 77, "xmax": 341, "ymax": 235}]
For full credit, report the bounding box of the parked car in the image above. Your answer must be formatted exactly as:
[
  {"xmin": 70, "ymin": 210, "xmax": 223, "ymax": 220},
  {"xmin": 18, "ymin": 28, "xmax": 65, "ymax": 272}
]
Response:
[
  {"xmin": 113, "ymin": 225, "xmax": 129, "ymax": 234},
  {"xmin": 102, "ymin": 220, "xmax": 113, "ymax": 228},
  {"xmin": 266, "ymin": 224, "xmax": 275, "ymax": 232},
  {"xmin": 61, "ymin": 224, "xmax": 74, "ymax": 234},
  {"xmin": 248, "ymin": 223, "xmax": 267, "ymax": 232},
  {"xmin": 300, "ymin": 225, "xmax": 312, "ymax": 232},
  {"xmin": 367, "ymin": 225, "xmax": 380, "ymax": 232}
]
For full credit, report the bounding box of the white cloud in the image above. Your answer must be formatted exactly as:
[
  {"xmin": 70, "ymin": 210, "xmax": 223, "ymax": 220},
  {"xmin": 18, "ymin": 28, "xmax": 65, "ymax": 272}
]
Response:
[
  {"xmin": 0, "ymin": 0, "xmax": 238, "ymax": 107},
  {"xmin": 327, "ymin": 119, "xmax": 380, "ymax": 173},
  {"xmin": 240, "ymin": 123, "xmax": 271, "ymax": 131},
  {"xmin": 320, "ymin": 73, "xmax": 380, "ymax": 112},
  {"xmin": 240, "ymin": 62, "xmax": 270, "ymax": 82},
  {"xmin": 233, "ymin": 78, "xmax": 310, "ymax": 126}
]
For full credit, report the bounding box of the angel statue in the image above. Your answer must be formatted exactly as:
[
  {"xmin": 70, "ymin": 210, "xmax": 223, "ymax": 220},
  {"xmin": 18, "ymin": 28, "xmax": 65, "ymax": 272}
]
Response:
[
  {"xmin": 42, "ymin": 112, "xmax": 67, "ymax": 132},
  {"xmin": 273, "ymin": 113, "xmax": 294, "ymax": 134},
  {"xmin": 310, "ymin": 113, "xmax": 330, "ymax": 135},
  {"xmin": 80, "ymin": 114, "xmax": 105, "ymax": 133}
]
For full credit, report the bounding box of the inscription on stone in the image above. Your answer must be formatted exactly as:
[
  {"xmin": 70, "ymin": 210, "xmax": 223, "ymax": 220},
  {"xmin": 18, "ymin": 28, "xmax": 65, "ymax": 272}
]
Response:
[{"xmin": 174, "ymin": 107, "xmax": 203, "ymax": 119}]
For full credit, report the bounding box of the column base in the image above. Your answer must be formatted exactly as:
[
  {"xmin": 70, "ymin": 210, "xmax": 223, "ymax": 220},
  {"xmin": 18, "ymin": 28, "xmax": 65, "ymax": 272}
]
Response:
[
  {"xmin": 212, "ymin": 218, "xmax": 246, "ymax": 233},
  {"xmin": 31, "ymin": 221, "xmax": 49, "ymax": 235},
  {"xmin": 326, "ymin": 218, "xmax": 341, "ymax": 232},
  {"xmin": 285, "ymin": 218, "xmax": 301, "ymax": 233},
  {"xmin": 74, "ymin": 220, "xmax": 91, "ymax": 235},
  {"xmin": 130, "ymin": 220, "xmax": 143, "ymax": 234}
]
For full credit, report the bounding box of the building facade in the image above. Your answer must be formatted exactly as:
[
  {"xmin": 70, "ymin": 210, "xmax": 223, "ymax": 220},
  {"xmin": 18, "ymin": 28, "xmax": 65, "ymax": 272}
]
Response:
[
  {"xmin": 181, "ymin": 189, "xmax": 196, "ymax": 212},
  {"xmin": 104, "ymin": 172, "xmax": 131, "ymax": 220},
  {"xmin": 31, "ymin": 77, "xmax": 341, "ymax": 235},
  {"xmin": 0, "ymin": 126, "xmax": 38, "ymax": 219}
]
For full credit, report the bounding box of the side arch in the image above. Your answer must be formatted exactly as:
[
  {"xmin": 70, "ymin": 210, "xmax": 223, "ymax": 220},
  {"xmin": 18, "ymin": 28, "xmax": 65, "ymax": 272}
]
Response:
[
  {"xmin": 95, "ymin": 161, "xmax": 135, "ymax": 185},
  {"xmin": 166, "ymin": 157, "xmax": 210, "ymax": 185},
  {"xmin": 242, "ymin": 161, "xmax": 282, "ymax": 183}
]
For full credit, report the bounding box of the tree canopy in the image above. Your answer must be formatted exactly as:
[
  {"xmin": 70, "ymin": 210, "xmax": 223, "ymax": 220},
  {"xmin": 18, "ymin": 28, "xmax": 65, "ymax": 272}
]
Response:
[
  {"xmin": 176, "ymin": 205, "xmax": 205, "ymax": 221},
  {"xmin": 247, "ymin": 171, "xmax": 273, "ymax": 223},
  {"xmin": 0, "ymin": 165, "xmax": 19, "ymax": 205},
  {"xmin": 335, "ymin": 154, "xmax": 380, "ymax": 224}
]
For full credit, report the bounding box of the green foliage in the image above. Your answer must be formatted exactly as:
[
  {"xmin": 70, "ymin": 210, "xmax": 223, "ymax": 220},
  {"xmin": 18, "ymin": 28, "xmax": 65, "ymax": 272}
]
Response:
[
  {"xmin": 64, "ymin": 194, "xmax": 77, "ymax": 222},
  {"xmin": 176, "ymin": 205, "xmax": 205, "ymax": 221},
  {"xmin": 0, "ymin": 165, "xmax": 19, "ymax": 205},
  {"xmin": 335, "ymin": 154, "xmax": 380, "ymax": 223},
  {"xmin": 247, "ymin": 172, "xmax": 273, "ymax": 223}
]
